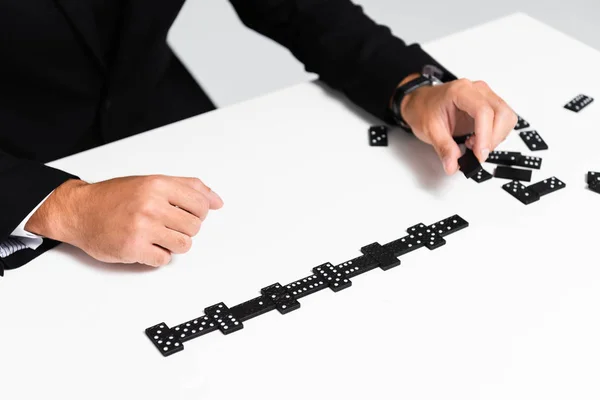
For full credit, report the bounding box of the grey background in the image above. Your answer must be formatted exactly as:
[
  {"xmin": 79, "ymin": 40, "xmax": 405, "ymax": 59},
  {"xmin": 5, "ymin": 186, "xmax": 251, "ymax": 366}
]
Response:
[{"xmin": 168, "ymin": 0, "xmax": 600, "ymax": 108}]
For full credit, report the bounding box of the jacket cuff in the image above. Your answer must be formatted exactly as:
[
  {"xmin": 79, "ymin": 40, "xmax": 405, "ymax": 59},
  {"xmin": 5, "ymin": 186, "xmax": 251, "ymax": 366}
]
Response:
[
  {"xmin": 0, "ymin": 161, "xmax": 77, "ymax": 240},
  {"xmin": 360, "ymin": 42, "xmax": 457, "ymax": 124}
]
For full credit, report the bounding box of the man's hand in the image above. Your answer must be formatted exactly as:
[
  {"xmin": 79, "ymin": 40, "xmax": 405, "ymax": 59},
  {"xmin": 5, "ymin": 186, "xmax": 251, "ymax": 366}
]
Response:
[
  {"xmin": 400, "ymin": 77, "xmax": 517, "ymax": 174},
  {"xmin": 25, "ymin": 175, "xmax": 224, "ymax": 267}
]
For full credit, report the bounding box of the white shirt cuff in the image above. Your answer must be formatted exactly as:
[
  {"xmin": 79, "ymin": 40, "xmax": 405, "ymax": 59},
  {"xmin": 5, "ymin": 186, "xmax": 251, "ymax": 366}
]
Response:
[{"xmin": 9, "ymin": 191, "xmax": 54, "ymax": 250}]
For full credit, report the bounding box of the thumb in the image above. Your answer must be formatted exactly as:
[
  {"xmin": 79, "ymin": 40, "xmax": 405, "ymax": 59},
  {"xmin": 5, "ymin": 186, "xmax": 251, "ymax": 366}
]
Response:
[{"xmin": 430, "ymin": 129, "xmax": 462, "ymax": 175}]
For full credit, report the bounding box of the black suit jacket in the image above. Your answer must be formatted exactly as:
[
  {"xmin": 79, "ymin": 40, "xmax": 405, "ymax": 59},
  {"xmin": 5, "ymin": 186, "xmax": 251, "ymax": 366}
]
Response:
[{"xmin": 0, "ymin": 0, "xmax": 453, "ymax": 275}]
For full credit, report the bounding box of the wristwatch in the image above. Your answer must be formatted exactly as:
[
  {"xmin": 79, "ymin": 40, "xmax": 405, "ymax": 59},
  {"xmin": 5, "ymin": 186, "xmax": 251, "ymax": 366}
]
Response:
[{"xmin": 391, "ymin": 65, "xmax": 444, "ymax": 132}]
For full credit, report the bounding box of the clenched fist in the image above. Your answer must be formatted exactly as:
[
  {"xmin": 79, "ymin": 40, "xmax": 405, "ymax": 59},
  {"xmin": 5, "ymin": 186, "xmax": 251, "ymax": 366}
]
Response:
[
  {"xmin": 26, "ymin": 175, "xmax": 223, "ymax": 267},
  {"xmin": 400, "ymin": 77, "xmax": 518, "ymax": 174}
]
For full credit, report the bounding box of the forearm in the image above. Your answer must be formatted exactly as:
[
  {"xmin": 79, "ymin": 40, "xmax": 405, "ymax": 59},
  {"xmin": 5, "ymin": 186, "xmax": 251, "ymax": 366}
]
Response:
[{"xmin": 230, "ymin": 0, "xmax": 454, "ymax": 121}]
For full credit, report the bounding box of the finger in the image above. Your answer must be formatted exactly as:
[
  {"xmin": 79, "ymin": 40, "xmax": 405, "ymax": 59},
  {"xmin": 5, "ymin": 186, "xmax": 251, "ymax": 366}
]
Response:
[
  {"xmin": 451, "ymin": 81, "xmax": 495, "ymax": 162},
  {"xmin": 473, "ymin": 81, "xmax": 517, "ymax": 149},
  {"xmin": 465, "ymin": 135, "xmax": 475, "ymax": 150},
  {"xmin": 167, "ymin": 182, "xmax": 211, "ymax": 220},
  {"xmin": 172, "ymin": 177, "xmax": 224, "ymax": 210},
  {"xmin": 162, "ymin": 205, "xmax": 202, "ymax": 237},
  {"xmin": 153, "ymin": 227, "xmax": 192, "ymax": 255},
  {"xmin": 139, "ymin": 245, "xmax": 172, "ymax": 268},
  {"xmin": 429, "ymin": 123, "xmax": 463, "ymax": 175}
]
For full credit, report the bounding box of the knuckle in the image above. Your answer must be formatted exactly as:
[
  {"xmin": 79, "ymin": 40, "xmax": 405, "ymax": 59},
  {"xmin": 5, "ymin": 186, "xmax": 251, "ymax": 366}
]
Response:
[
  {"xmin": 177, "ymin": 235, "xmax": 193, "ymax": 253},
  {"xmin": 130, "ymin": 214, "xmax": 150, "ymax": 236},
  {"xmin": 145, "ymin": 175, "xmax": 167, "ymax": 191},
  {"xmin": 122, "ymin": 236, "xmax": 141, "ymax": 253},
  {"xmin": 478, "ymin": 105, "xmax": 494, "ymax": 119},
  {"xmin": 473, "ymin": 80, "xmax": 490, "ymax": 90},
  {"xmin": 448, "ymin": 79, "xmax": 470, "ymax": 97},
  {"xmin": 156, "ymin": 252, "xmax": 171, "ymax": 267},
  {"xmin": 190, "ymin": 218, "xmax": 202, "ymax": 236},
  {"xmin": 196, "ymin": 195, "xmax": 210, "ymax": 219},
  {"xmin": 190, "ymin": 177, "xmax": 205, "ymax": 191},
  {"xmin": 138, "ymin": 199, "xmax": 158, "ymax": 217}
]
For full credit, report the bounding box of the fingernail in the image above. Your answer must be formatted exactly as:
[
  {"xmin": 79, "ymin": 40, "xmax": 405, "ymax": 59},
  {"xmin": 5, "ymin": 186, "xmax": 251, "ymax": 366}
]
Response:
[{"xmin": 480, "ymin": 148, "xmax": 490, "ymax": 161}]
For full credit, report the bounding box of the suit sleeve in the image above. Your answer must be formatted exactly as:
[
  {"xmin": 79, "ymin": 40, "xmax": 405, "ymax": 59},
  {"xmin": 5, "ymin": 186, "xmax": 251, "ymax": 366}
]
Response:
[
  {"xmin": 229, "ymin": 0, "xmax": 456, "ymax": 122},
  {"xmin": 0, "ymin": 148, "xmax": 77, "ymax": 275}
]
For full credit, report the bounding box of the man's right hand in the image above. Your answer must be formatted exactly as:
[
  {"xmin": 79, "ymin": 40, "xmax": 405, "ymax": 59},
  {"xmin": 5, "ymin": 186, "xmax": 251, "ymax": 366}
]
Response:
[{"xmin": 25, "ymin": 175, "xmax": 224, "ymax": 267}]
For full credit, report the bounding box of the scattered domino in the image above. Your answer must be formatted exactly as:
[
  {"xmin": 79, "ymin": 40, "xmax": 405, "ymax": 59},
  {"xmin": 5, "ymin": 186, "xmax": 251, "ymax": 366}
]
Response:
[
  {"xmin": 145, "ymin": 215, "xmax": 469, "ymax": 357},
  {"xmin": 564, "ymin": 94, "xmax": 594, "ymax": 113},
  {"xmin": 587, "ymin": 172, "xmax": 600, "ymax": 194},
  {"xmin": 454, "ymin": 133, "xmax": 473, "ymax": 144},
  {"xmin": 458, "ymin": 149, "xmax": 482, "ymax": 179},
  {"xmin": 528, "ymin": 176, "xmax": 566, "ymax": 197},
  {"xmin": 502, "ymin": 181, "xmax": 540, "ymax": 205},
  {"xmin": 516, "ymin": 155, "xmax": 542, "ymax": 169},
  {"xmin": 503, "ymin": 177, "xmax": 566, "ymax": 205},
  {"xmin": 472, "ymin": 167, "xmax": 493, "ymax": 183},
  {"xmin": 369, "ymin": 125, "xmax": 388, "ymax": 146},
  {"xmin": 494, "ymin": 166, "xmax": 532, "ymax": 182},
  {"xmin": 514, "ymin": 115, "xmax": 530, "ymax": 130},
  {"xmin": 587, "ymin": 171, "xmax": 600, "ymax": 186},
  {"xmin": 519, "ymin": 130, "xmax": 549, "ymax": 151},
  {"xmin": 486, "ymin": 151, "xmax": 542, "ymax": 170}
]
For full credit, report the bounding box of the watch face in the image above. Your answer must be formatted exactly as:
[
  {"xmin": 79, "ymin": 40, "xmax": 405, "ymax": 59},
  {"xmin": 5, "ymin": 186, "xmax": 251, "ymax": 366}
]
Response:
[{"xmin": 422, "ymin": 64, "xmax": 444, "ymax": 80}]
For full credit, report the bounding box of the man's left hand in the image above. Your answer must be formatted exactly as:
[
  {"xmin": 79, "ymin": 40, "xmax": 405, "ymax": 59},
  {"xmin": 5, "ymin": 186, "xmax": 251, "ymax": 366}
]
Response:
[{"xmin": 400, "ymin": 78, "xmax": 517, "ymax": 174}]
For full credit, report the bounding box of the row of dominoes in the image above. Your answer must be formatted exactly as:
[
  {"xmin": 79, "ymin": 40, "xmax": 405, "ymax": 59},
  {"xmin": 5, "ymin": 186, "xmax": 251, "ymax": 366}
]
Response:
[{"xmin": 145, "ymin": 214, "xmax": 469, "ymax": 357}]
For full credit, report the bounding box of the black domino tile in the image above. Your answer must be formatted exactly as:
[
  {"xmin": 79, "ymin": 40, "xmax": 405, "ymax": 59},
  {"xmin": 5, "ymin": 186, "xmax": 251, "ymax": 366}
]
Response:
[
  {"xmin": 589, "ymin": 172, "xmax": 600, "ymax": 194},
  {"xmin": 454, "ymin": 133, "xmax": 473, "ymax": 144},
  {"xmin": 458, "ymin": 149, "xmax": 482, "ymax": 179},
  {"xmin": 502, "ymin": 181, "xmax": 540, "ymax": 205},
  {"xmin": 424, "ymin": 230, "xmax": 446, "ymax": 250},
  {"xmin": 336, "ymin": 255, "xmax": 379, "ymax": 279},
  {"xmin": 144, "ymin": 214, "xmax": 469, "ymax": 357},
  {"xmin": 369, "ymin": 125, "xmax": 388, "ymax": 146},
  {"xmin": 313, "ymin": 262, "xmax": 352, "ymax": 292},
  {"xmin": 494, "ymin": 166, "xmax": 532, "ymax": 182},
  {"xmin": 486, "ymin": 151, "xmax": 542, "ymax": 170},
  {"xmin": 587, "ymin": 172, "xmax": 600, "ymax": 186},
  {"xmin": 514, "ymin": 115, "xmax": 530, "ymax": 130},
  {"xmin": 285, "ymin": 275, "xmax": 328, "ymax": 299},
  {"xmin": 230, "ymin": 296, "xmax": 276, "ymax": 322},
  {"xmin": 528, "ymin": 177, "xmax": 566, "ymax": 197},
  {"xmin": 360, "ymin": 242, "xmax": 400, "ymax": 271},
  {"xmin": 429, "ymin": 215, "xmax": 469, "ymax": 237},
  {"xmin": 486, "ymin": 151, "xmax": 521, "ymax": 165},
  {"xmin": 590, "ymin": 181, "xmax": 600, "ymax": 194},
  {"xmin": 564, "ymin": 94, "xmax": 594, "ymax": 113},
  {"xmin": 260, "ymin": 284, "xmax": 301, "ymax": 315},
  {"xmin": 472, "ymin": 168, "xmax": 493, "ymax": 183},
  {"xmin": 384, "ymin": 233, "xmax": 425, "ymax": 257},
  {"xmin": 145, "ymin": 323, "xmax": 184, "ymax": 357},
  {"xmin": 172, "ymin": 315, "xmax": 218, "ymax": 342},
  {"xmin": 204, "ymin": 303, "xmax": 245, "ymax": 335},
  {"xmin": 519, "ymin": 130, "xmax": 548, "ymax": 151},
  {"xmin": 514, "ymin": 155, "xmax": 542, "ymax": 170}
]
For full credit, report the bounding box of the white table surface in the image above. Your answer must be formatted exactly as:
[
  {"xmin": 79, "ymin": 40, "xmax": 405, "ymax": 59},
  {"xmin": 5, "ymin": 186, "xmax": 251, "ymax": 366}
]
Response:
[{"xmin": 2, "ymin": 13, "xmax": 599, "ymax": 400}]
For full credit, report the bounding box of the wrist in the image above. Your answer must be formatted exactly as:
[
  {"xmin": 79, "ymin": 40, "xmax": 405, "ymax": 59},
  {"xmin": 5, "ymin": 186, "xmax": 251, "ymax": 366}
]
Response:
[{"xmin": 25, "ymin": 179, "xmax": 89, "ymax": 245}]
